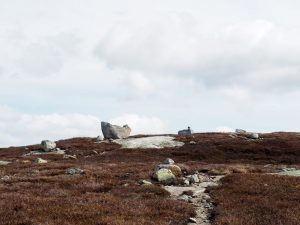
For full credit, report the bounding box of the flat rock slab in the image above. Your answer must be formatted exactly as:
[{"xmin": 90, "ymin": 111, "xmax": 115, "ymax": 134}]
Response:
[
  {"xmin": 0, "ymin": 160, "xmax": 11, "ymax": 166},
  {"xmin": 272, "ymin": 169, "xmax": 300, "ymax": 177},
  {"xmin": 24, "ymin": 149, "xmax": 65, "ymax": 156},
  {"xmin": 114, "ymin": 136, "xmax": 185, "ymax": 149}
]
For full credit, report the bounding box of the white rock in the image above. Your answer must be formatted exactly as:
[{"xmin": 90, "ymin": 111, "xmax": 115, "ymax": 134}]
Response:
[
  {"xmin": 163, "ymin": 158, "xmax": 175, "ymax": 165},
  {"xmin": 35, "ymin": 158, "xmax": 48, "ymax": 164},
  {"xmin": 189, "ymin": 174, "xmax": 200, "ymax": 184},
  {"xmin": 41, "ymin": 140, "xmax": 56, "ymax": 152},
  {"xmin": 114, "ymin": 136, "xmax": 184, "ymax": 149}
]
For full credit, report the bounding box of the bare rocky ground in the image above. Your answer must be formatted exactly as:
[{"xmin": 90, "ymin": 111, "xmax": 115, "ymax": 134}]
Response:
[{"xmin": 165, "ymin": 175, "xmax": 223, "ymax": 225}]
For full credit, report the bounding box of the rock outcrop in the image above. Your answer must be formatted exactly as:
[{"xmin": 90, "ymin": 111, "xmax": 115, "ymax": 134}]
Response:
[
  {"xmin": 178, "ymin": 127, "xmax": 193, "ymax": 136},
  {"xmin": 101, "ymin": 122, "xmax": 131, "ymax": 139},
  {"xmin": 41, "ymin": 140, "xmax": 56, "ymax": 152}
]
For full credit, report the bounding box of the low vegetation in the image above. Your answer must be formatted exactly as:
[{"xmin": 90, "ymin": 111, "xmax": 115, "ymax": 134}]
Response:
[
  {"xmin": 210, "ymin": 174, "xmax": 300, "ymax": 225},
  {"xmin": 0, "ymin": 132, "xmax": 299, "ymax": 224}
]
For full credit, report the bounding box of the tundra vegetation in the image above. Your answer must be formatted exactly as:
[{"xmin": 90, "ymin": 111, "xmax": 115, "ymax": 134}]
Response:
[{"xmin": 0, "ymin": 132, "xmax": 299, "ymax": 225}]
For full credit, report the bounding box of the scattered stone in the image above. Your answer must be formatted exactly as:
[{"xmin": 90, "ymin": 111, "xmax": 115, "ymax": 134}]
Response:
[
  {"xmin": 65, "ymin": 168, "xmax": 84, "ymax": 175},
  {"xmin": 0, "ymin": 160, "xmax": 11, "ymax": 166},
  {"xmin": 63, "ymin": 154, "xmax": 77, "ymax": 160},
  {"xmin": 153, "ymin": 168, "xmax": 176, "ymax": 184},
  {"xmin": 35, "ymin": 158, "xmax": 48, "ymax": 164},
  {"xmin": 155, "ymin": 164, "xmax": 182, "ymax": 177},
  {"xmin": 189, "ymin": 217, "xmax": 197, "ymax": 223},
  {"xmin": 189, "ymin": 174, "xmax": 200, "ymax": 184},
  {"xmin": 184, "ymin": 179, "xmax": 190, "ymax": 186},
  {"xmin": 1, "ymin": 175, "xmax": 11, "ymax": 181},
  {"xmin": 96, "ymin": 135, "xmax": 103, "ymax": 141},
  {"xmin": 139, "ymin": 180, "xmax": 152, "ymax": 186},
  {"xmin": 41, "ymin": 140, "xmax": 56, "ymax": 152},
  {"xmin": 21, "ymin": 160, "xmax": 31, "ymax": 164},
  {"xmin": 189, "ymin": 141, "xmax": 196, "ymax": 145},
  {"xmin": 101, "ymin": 121, "xmax": 131, "ymax": 139},
  {"xmin": 235, "ymin": 129, "xmax": 247, "ymax": 134},
  {"xmin": 247, "ymin": 132, "xmax": 259, "ymax": 139},
  {"xmin": 178, "ymin": 126, "xmax": 193, "ymax": 136},
  {"xmin": 114, "ymin": 136, "xmax": 184, "ymax": 149},
  {"xmin": 92, "ymin": 150, "xmax": 98, "ymax": 154},
  {"xmin": 177, "ymin": 194, "xmax": 191, "ymax": 202},
  {"xmin": 163, "ymin": 158, "xmax": 175, "ymax": 165}
]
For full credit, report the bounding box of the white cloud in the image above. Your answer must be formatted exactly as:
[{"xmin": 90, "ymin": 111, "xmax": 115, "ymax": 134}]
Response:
[
  {"xmin": 110, "ymin": 114, "xmax": 166, "ymax": 135},
  {"xmin": 0, "ymin": 105, "xmax": 100, "ymax": 147}
]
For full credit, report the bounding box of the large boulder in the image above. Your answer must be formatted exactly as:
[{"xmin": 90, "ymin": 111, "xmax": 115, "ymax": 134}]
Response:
[
  {"xmin": 41, "ymin": 140, "xmax": 56, "ymax": 152},
  {"xmin": 101, "ymin": 122, "xmax": 131, "ymax": 139},
  {"xmin": 178, "ymin": 126, "xmax": 193, "ymax": 136},
  {"xmin": 153, "ymin": 168, "xmax": 176, "ymax": 184}
]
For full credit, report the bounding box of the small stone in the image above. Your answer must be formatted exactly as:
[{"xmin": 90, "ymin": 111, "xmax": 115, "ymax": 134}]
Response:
[
  {"xmin": 139, "ymin": 180, "xmax": 152, "ymax": 186},
  {"xmin": 189, "ymin": 174, "xmax": 200, "ymax": 184},
  {"xmin": 189, "ymin": 218, "xmax": 197, "ymax": 223},
  {"xmin": 96, "ymin": 135, "xmax": 103, "ymax": 141},
  {"xmin": 177, "ymin": 194, "xmax": 190, "ymax": 202},
  {"xmin": 65, "ymin": 168, "xmax": 84, "ymax": 175},
  {"xmin": 35, "ymin": 158, "xmax": 48, "ymax": 164},
  {"xmin": 163, "ymin": 158, "xmax": 175, "ymax": 165},
  {"xmin": 93, "ymin": 150, "xmax": 98, "ymax": 155},
  {"xmin": 247, "ymin": 132, "xmax": 259, "ymax": 139},
  {"xmin": 0, "ymin": 160, "xmax": 11, "ymax": 166},
  {"xmin": 63, "ymin": 154, "xmax": 77, "ymax": 160},
  {"xmin": 235, "ymin": 129, "xmax": 247, "ymax": 134},
  {"xmin": 184, "ymin": 179, "xmax": 190, "ymax": 186},
  {"xmin": 189, "ymin": 141, "xmax": 196, "ymax": 145},
  {"xmin": 1, "ymin": 175, "xmax": 11, "ymax": 181}
]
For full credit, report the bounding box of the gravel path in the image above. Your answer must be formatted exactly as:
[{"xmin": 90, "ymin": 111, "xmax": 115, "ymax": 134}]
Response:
[{"xmin": 164, "ymin": 176, "xmax": 223, "ymax": 225}]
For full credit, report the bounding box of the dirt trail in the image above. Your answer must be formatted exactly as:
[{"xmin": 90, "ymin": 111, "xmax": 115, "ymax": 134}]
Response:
[{"xmin": 164, "ymin": 176, "xmax": 223, "ymax": 225}]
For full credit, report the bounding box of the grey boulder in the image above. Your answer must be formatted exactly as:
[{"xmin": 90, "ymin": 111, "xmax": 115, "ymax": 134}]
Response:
[
  {"xmin": 101, "ymin": 121, "xmax": 131, "ymax": 139},
  {"xmin": 178, "ymin": 126, "xmax": 193, "ymax": 136},
  {"xmin": 41, "ymin": 140, "xmax": 56, "ymax": 152}
]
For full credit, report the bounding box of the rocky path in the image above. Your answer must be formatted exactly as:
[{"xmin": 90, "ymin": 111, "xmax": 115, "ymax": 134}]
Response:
[{"xmin": 164, "ymin": 175, "xmax": 223, "ymax": 225}]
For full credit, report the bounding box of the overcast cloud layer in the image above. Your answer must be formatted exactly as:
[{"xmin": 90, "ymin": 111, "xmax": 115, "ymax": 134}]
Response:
[{"xmin": 0, "ymin": 0, "xmax": 300, "ymax": 147}]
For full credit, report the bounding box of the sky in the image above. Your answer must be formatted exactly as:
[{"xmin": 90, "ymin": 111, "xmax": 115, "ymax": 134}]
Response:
[{"xmin": 0, "ymin": 0, "xmax": 300, "ymax": 147}]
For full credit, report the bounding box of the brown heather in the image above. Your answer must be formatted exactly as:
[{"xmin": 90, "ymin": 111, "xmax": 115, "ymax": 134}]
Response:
[{"xmin": 0, "ymin": 132, "xmax": 299, "ymax": 225}]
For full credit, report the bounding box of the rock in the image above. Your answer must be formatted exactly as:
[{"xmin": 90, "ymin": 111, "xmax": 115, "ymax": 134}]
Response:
[
  {"xmin": 1, "ymin": 175, "xmax": 11, "ymax": 181},
  {"xmin": 247, "ymin": 132, "xmax": 259, "ymax": 139},
  {"xmin": 155, "ymin": 164, "xmax": 182, "ymax": 177},
  {"xmin": 177, "ymin": 194, "xmax": 190, "ymax": 202},
  {"xmin": 163, "ymin": 158, "xmax": 175, "ymax": 165},
  {"xmin": 153, "ymin": 168, "xmax": 176, "ymax": 184},
  {"xmin": 114, "ymin": 136, "xmax": 184, "ymax": 149},
  {"xmin": 63, "ymin": 154, "xmax": 77, "ymax": 160},
  {"xmin": 235, "ymin": 129, "xmax": 247, "ymax": 134},
  {"xmin": 183, "ymin": 178, "xmax": 190, "ymax": 186},
  {"xmin": 0, "ymin": 160, "xmax": 11, "ymax": 166},
  {"xmin": 65, "ymin": 168, "xmax": 84, "ymax": 175},
  {"xmin": 101, "ymin": 121, "xmax": 131, "ymax": 139},
  {"xmin": 178, "ymin": 126, "xmax": 193, "ymax": 136},
  {"xmin": 96, "ymin": 135, "xmax": 103, "ymax": 141},
  {"xmin": 35, "ymin": 158, "xmax": 48, "ymax": 164},
  {"xmin": 41, "ymin": 140, "xmax": 56, "ymax": 152},
  {"xmin": 139, "ymin": 180, "xmax": 152, "ymax": 186},
  {"xmin": 189, "ymin": 141, "xmax": 196, "ymax": 145},
  {"xmin": 189, "ymin": 218, "xmax": 197, "ymax": 223},
  {"xmin": 189, "ymin": 174, "xmax": 200, "ymax": 184}
]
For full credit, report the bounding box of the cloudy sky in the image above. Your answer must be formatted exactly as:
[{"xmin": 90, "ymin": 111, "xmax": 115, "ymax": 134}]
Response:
[{"xmin": 0, "ymin": 0, "xmax": 300, "ymax": 147}]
